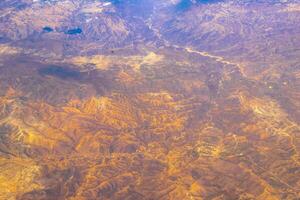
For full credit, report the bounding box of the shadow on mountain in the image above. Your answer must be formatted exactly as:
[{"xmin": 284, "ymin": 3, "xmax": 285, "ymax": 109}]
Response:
[
  {"xmin": 38, "ymin": 66, "xmax": 82, "ymax": 80},
  {"xmin": 106, "ymin": 0, "xmax": 153, "ymax": 18},
  {"xmin": 176, "ymin": 0, "xmax": 224, "ymax": 11}
]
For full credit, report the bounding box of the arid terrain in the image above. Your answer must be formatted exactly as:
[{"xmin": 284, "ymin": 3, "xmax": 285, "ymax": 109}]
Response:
[{"xmin": 0, "ymin": 0, "xmax": 300, "ymax": 199}]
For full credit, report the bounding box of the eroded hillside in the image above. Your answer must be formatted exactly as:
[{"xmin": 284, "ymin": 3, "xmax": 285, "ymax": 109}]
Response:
[{"xmin": 0, "ymin": 0, "xmax": 300, "ymax": 199}]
